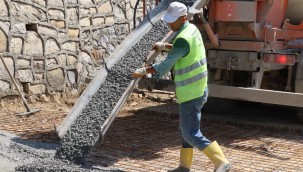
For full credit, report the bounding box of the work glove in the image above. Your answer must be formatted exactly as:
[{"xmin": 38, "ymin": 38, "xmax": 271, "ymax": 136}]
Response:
[
  {"xmin": 132, "ymin": 67, "xmax": 147, "ymax": 78},
  {"xmin": 152, "ymin": 42, "xmax": 166, "ymax": 52}
]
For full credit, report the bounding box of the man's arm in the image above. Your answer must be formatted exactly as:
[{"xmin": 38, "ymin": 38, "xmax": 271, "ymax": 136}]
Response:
[{"xmin": 132, "ymin": 38, "xmax": 189, "ymax": 78}]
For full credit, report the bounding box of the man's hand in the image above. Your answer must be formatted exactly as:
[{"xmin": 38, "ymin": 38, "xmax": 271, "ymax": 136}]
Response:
[
  {"xmin": 132, "ymin": 67, "xmax": 147, "ymax": 78},
  {"xmin": 152, "ymin": 42, "xmax": 166, "ymax": 52}
]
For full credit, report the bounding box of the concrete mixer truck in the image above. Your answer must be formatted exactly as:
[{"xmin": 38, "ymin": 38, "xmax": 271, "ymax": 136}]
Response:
[{"xmin": 138, "ymin": 0, "xmax": 303, "ymax": 120}]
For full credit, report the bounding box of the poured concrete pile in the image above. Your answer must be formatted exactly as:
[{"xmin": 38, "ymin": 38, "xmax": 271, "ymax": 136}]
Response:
[
  {"xmin": 0, "ymin": 131, "xmax": 56, "ymax": 172},
  {"xmin": 55, "ymin": 21, "xmax": 170, "ymax": 163},
  {"xmin": 0, "ymin": 130, "xmax": 121, "ymax": 172}
]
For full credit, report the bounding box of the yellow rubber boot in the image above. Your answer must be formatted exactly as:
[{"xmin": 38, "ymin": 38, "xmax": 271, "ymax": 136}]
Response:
[
  {"xmin": 203, "ymin": 141, "xmax": 231, "ymax": 172},
  {"xmin": 167, "ymin": 148, "xmax": 193, "ymax": 172}
]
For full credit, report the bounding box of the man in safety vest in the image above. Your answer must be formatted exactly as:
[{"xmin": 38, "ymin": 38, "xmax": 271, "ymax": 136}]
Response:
[{"xmin": 132, "ymin": 2, "xmax": 231, "ymax": 172}]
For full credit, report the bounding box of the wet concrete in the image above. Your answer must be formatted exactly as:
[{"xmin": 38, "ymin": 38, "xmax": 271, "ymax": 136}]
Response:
[
  {"xmin": 0, "ymin": 130, "xmax": 122, "ymax": 171},
  {"xmin": 55, "ymin": 21, "xmax": 170, "ymax": 164}
]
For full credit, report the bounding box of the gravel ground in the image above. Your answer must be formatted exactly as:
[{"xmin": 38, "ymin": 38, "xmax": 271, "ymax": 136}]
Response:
[{"xmin": 55, "ymin": 21, "xmax": 170, "ymax": 164}]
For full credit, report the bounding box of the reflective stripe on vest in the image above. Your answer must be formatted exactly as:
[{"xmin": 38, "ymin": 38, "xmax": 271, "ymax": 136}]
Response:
[
  {"xmin": 174, "ymin": 58, "xmax": 207, "ymax": 76},
  {"xmin": 175, "ymin": 70, "xmax": 208, "ymax": 87}
]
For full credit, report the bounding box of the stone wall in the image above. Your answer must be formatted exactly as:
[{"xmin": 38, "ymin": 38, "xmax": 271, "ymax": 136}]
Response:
[{"xmin": 0, "ymin": 0, "xmax": 155, "ymax": 99}]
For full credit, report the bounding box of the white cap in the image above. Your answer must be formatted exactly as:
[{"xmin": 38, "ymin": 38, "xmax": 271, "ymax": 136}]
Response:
[{"xmin": 162, "ymin": 2, "xmax": 187, "ymax": 23}]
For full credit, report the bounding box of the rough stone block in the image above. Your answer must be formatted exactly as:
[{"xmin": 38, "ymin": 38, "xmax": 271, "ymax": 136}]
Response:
[
  {"xmin": 11, "ymin": 23, "xmax": 26, "ymax": 34},
  {"xmin": 67, "ymin": 70, "xmax": 76, "ymax": 84},
  {"xmin": 76, "ymin": 62, "xmax": 83, "ymax": 73},
  {"xmin": 32, "ymin": 0, "xmax": 46, "ymax": 7},
  {"xmin": 34, "ymin": 73, "xmax": 44, "ymax": 81},
  {"xmin": 90, "ymin": 8, "xmax": 97, "ymax": 14},
  {"xmin": 46, "ymin": 68, "xmax": 65, "ymax": 86},
  {"xmin": 97, "ymin": 1, "xmax": 112, "ymax": 14},
  {"xmin": 0, "ymin": 29, "xmax": 7, "ymax": 52},
  {"xmin": 98, "ymin": 34, "xmax": 108, "ymax": 48},
  {"xmin": 80, "ymin": 17, "xmax": 91, "ymax": 27},
  {"xmin": 114, "ymin": 24, "xmax": 129, "ymax": 35},
  {"xmin": 105, "ymin": 15, "xmax": 114, "ymax": 26},
  {"xmin": 48, "ymin": 9, "xmax": 65, "ymax": 19},
  {"xmin": 24, "ymin": 31, "xmax": 43, "ymax": 55},
  {"xmin": 62, "ymin": 41, "xmax": 77, "ymax": 52},
  {"xmin": 50, "ymin": 20, "xmax": 65, "ymax": 29},
  {"xmin": 17, "ymin": 58, "xmax": 31, "ymax": 68},
  {"xmin": 0, "ymin": 57, "xmax": 14, "ymax": 79},
  {"xmin": 66, "ymin": 0, "xmax": 78, "ymax": 4},
  {"xmin": 79, "ymin": 0, "xmax": 94, "ymax": 5},
  {"xmin": 67, "ymin": 8, "xmax": 79, "ymax": 25},
  {"xmin": 33, "ymin": 60, "xmax": 44, "ymax": 71},
  {"xmin": 68, "ymin": 28, "xmax": 80, "ymax": 38},
  {"xmin": 48, "ymin": 0, "xmax": 64, "ymax": 7},
  {"xmin": 80, "ymin": 30, "xmax": 90, "ymax": 39},
  {"xmin": 29, "ymin": 84, "xmax": 46, "ymax": 94},
  {"xmin": 0, "ymin": 0, "xmax": 8, "ymax": 17},
  {"xmin": 17, "ymin": 69, "xmax": 33, "ymax": 82},
  {"xmin": 9, "ymin": 37, "xmax": 23, "ymax": 54},
  {"xmin": 45, "ymin": 38, "xmax": 60, "ymax": 55},
  {"xmin": 38, "ymin": 25, "xmax": 57, "ymax": 36},
  {"xmin": 92, "ymin": 17, "xmax": 105, "ymax": 25},
  {"xmin": 113, "ymin": 6, "xmax": 126, "ymax": 20},
  {"xmin": 11, "ymin": 2, "xmax": 46, "ymax": 23},
  {"xmin": 79, "ymin": 51, "xmax": 91, "ymax": 63},
  {"xmin": 80, "ymin": 8, "xmax": 90, "ymax": 15},
  {"xmin": 126, "ymin": 2, "xmax": 131, "ymax": 12},
  {"xmin": 57, "ymin": 54, "xmax": 67, "ymax": 65},
  {"xmin": 0, "ymin": 21, "xmax": 10, "ymax": 34},
  {"xmin": 96, "ymin": 0, "xmax": 102, "ymax": 4},
  {"xmin": 67, "ymin": 55, "xmax": 77, "ymax": 66},
  {"xmin": 0, "ymin": 80, "xmax": 10, "ymax": 93},
  {"xmin": 47, "ymin": 58, "xmax": 58, "ymax": 67},
  {"xmin": 57, "ymin": 32, "xmax": 67, "ymax": 43},
  {"xmin": 126, "ymin": 8, "xmax": 133, "ymax": 20}
]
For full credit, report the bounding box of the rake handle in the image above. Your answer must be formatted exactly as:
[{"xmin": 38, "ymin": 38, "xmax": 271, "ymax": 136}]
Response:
[{"xmin": 0, "ymin": 54, "xmax": 31, "ymax": 112}]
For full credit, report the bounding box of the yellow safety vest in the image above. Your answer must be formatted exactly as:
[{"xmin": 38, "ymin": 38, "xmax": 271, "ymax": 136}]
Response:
[{"xmin": 173, "ymin": 23, "xmax": 207, "ymax": 103}]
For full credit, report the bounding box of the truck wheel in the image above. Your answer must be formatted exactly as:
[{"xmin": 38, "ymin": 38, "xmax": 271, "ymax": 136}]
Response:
[{"xmin": 203, "ymin": 97, "xmax": 236, "ymax": 114}]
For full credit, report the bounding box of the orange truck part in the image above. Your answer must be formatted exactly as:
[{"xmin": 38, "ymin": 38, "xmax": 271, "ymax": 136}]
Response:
[{"xmin": 206, "ymin": 0, "xmax": 303, "ymax": 49}]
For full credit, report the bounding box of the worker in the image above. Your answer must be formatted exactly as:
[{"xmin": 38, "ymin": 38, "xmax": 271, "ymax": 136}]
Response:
[{"xmin": 132, "ymin": 2, "xmax": 231, "ymax": 172}]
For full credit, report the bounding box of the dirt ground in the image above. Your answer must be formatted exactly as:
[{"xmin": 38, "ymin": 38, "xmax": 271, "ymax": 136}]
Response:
[
  {"xmin": 0, "ymin": 93, "xmax": 78, "ymax": 143},
  {"xmin": 0, "ymin": 90, "xmax": 175, "ymax": 143}
]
